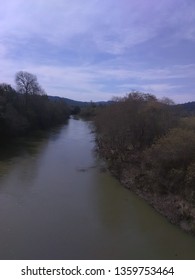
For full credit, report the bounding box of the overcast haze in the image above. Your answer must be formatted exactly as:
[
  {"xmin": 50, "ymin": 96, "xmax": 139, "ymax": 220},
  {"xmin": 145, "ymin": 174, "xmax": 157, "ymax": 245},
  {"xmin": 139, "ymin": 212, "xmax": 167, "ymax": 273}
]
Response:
[{"xmin": 0, "ymin": 0, "xmax": 195, "ymax": 103}]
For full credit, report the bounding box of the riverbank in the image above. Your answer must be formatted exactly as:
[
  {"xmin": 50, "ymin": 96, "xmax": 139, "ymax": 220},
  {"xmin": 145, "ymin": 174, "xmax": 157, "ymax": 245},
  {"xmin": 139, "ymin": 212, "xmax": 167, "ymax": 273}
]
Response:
[
  {"xmin": 95, "ymin": 138, "xmax": 195, "ymax": 235},
  {"xmin": 0, "ymin": 80, "xmax": 70, "ymax": 140},
  {"xmin": 121, "ymin": 170, "xmax": 195, "ymax": 234},
  {"xmin": 93, "ymin": 92, "xmax": 195, "ymax": 236}
]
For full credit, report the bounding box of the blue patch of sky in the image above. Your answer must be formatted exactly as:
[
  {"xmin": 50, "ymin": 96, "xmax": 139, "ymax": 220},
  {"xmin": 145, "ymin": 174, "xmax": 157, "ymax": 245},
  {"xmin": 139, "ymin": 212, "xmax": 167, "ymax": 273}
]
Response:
[
  {"xmin": 128, "ymin": 42, "xmax": 190, "ymax": 69},
  {"xmin": 7, "ymin": 36, "xmax": 79, "ymax": 66}
]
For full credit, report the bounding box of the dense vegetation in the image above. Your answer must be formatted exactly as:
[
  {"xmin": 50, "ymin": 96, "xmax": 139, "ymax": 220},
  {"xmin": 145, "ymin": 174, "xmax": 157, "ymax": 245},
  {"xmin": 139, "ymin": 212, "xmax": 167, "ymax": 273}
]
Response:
[
  {"xmin": 0, "ymin": 71, "xmax": 70, "ymax": 140},
  {"xmin": 94, "ymin": 92, "xmax": 195, "ymax": 233}
]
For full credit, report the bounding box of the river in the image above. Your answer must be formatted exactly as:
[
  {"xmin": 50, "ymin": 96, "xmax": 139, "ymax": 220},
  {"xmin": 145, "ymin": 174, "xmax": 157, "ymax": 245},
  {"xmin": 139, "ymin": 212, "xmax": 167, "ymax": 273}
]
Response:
[{"xmin": 0, "ymin": 118, "xmax": 195, "ymax": 259}]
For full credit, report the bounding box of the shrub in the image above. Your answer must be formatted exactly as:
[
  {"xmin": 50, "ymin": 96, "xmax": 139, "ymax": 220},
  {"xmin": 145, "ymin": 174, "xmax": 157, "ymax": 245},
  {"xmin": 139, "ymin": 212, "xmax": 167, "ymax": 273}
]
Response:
[{"xmin": 144, "ymin": 127, "xmax": 195, "ymax": 198}]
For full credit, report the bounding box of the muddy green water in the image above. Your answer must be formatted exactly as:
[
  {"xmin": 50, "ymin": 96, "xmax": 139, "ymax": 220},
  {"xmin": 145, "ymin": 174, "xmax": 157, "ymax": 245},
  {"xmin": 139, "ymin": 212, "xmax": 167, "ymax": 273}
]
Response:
[{"xmin": 0, "ymin": 118, "xmax": 195, "ymax": 259}]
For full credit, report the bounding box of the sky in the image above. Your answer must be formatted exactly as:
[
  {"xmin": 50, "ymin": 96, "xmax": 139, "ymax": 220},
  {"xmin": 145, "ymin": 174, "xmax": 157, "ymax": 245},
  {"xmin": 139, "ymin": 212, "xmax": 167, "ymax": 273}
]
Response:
[{"xmin": 0, "ymin": 0, "xmax": 195, "ymax": 103}]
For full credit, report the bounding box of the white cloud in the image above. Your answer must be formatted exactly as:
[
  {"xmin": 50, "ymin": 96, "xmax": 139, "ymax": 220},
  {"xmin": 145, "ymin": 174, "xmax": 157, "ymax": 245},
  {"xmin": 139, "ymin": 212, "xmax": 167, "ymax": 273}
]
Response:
[
  {"xmin": 0, "ymin": 44, "xmax": 7, "ymax": 58},
  {"xmin": 1, "ymin": 0, "xmax": 194, "ymax": 54},
  {"xmin": 0, "ymin": 0, "xmax": 195, "ymax": 103},
  {"xmin": 6, "ymin": 62, "xmax": 192, "ymax": 101}
]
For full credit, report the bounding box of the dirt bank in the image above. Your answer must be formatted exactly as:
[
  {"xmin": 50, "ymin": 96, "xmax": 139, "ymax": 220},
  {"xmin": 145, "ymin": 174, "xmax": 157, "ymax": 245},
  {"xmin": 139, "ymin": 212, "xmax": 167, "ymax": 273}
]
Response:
[{"xmin": 96, "ymin": 140, "xmax": 195, "ymax": 235}]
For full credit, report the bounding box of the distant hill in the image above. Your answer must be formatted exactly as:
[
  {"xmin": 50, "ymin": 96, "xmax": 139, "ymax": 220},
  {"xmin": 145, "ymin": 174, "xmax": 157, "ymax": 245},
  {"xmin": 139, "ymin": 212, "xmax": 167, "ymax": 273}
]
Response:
[
  {"xmin": 48, "ymin": 96, "xmax": 90, "ymax": 107},
  {"xmin": 176, "ymin": 101, "xmax": 195, "ymax": 115},
  {"xmin": 48, "ymin": 96, "xmax": 113, "ymax": 107},
  {"xmin": 49, "ymin": 95, "xmax": 195, "ymax": 115}
]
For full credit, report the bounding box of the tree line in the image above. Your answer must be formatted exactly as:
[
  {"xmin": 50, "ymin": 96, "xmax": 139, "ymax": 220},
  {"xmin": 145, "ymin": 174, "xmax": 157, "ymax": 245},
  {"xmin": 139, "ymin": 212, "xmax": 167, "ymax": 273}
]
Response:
[
  {"xmin": 94, "ymin": 92, "xmax": 195, "ymax": 233},
  {"xmin": 0, "ymin": 71, "xmax": 70, "ymax": 140}
]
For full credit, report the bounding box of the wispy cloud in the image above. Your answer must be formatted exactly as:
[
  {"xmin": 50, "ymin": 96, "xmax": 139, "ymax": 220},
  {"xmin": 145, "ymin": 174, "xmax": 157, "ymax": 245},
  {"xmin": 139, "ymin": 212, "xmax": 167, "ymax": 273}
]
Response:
[
  {"xmin": 8, "ymin": 62, "xmax": 192, "ymax": 102},
  {"xmin": 0, "ymin": 0, "xmax": 195, "ymax": 102}
]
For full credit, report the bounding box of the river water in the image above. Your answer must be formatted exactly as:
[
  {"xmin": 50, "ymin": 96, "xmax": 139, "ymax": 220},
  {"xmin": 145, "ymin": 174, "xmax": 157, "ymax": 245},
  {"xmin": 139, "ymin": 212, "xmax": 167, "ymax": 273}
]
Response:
[{"xmin": 0, "ymin": 118, "xmax": 195, "ymax": 259}]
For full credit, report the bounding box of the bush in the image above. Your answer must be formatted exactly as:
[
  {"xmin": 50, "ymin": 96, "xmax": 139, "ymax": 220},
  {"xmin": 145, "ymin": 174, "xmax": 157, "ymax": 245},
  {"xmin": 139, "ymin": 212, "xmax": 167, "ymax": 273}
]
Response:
[
  {"xmin": 95, "ymin": 92, "xmax": 178, "ymax": 154},
  {"xmin": 144, "ymin": 127, "xmax": 195, "ymax": 198}
]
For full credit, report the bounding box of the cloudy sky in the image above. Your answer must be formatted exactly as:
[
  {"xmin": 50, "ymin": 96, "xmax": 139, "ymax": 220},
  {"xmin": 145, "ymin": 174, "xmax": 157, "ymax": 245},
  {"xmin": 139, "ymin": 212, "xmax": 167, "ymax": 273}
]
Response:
[{"xmin": 0, "ymin": 0, "xmax": 195, "ymax": 103}]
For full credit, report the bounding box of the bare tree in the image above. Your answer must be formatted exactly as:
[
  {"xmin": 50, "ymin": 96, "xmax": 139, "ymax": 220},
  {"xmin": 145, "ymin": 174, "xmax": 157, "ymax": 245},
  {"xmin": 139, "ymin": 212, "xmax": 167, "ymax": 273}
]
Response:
[{"xmin": 15, "ymin": 71, "xmax": 42, "ymax": 95}]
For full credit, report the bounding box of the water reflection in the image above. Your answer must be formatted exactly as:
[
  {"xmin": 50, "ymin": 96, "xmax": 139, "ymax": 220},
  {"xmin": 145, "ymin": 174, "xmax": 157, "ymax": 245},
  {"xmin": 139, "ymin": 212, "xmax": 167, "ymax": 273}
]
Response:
[
  {"xmin": 0, "ymin": 125, "xmax": 66, "ymax": 191},
  {"xmin": 94, "ymin": 168, "xmax": 129, "ymax": 230}
]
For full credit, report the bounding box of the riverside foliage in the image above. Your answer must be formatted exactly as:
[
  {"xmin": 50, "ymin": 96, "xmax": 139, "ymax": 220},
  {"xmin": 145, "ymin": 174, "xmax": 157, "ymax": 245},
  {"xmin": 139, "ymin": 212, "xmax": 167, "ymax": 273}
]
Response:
[
  {"xmin": 94, "ymin": 92, "xmax": 195, "ymax": 232},
  {"xmin": 0, "ymin": 72, "xmax": 70, "ymax": 139}
]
